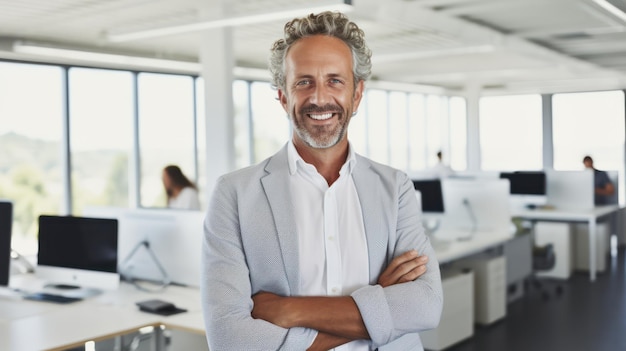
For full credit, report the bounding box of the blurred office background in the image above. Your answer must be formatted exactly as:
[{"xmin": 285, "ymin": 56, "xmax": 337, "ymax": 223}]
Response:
[{"xmin": 0, "ymin": 0, "xmax": 625, "ymax": 259}]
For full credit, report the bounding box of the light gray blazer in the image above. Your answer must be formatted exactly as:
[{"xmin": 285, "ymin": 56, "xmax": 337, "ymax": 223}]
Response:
[{"xmin": 201, "ymin": 144, "xmax": 443, "ymax": 350}]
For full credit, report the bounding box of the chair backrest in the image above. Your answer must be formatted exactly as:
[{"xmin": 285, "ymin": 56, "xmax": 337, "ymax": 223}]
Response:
[{"xmin": 532, "ymin": 243, "xmax": 555, "ymax": 271}]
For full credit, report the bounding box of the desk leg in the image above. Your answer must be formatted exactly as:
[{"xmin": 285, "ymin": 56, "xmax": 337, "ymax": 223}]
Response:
[
  {"xmin": 155, "ymin": 325, "xmax": 167, "ymax": 351},
  {"xmin": 589, "ymin": 218, "xmax": 596, "ymax": 282}
]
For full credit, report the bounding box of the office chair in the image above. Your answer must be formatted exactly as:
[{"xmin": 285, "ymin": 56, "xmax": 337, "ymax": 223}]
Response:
[{"xmin": 530, "ymin": 243, "xmax": 564, "ymax": 300}]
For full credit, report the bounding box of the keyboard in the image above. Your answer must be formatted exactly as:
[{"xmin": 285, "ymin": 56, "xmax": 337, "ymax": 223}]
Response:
[{"xmin": 23, "ymin": 292, "xmax": 83, "ymax": 304}]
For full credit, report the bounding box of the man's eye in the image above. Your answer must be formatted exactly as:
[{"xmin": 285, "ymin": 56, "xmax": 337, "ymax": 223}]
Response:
[
  {"xmin": 330, "ymin": 79, "xmax": 342, "ymax": 84},
  {"xmin": 296, "ymin": 80, "xmax": 311, "ymax": 86}
]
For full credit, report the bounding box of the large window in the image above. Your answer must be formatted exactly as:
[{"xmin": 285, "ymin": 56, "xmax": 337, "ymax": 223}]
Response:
[
  {"xmin": 389, "ymin": 92, "xmax": 409, "ymax": 170},
  {"xmin": 553, "ymin": 90, "xmax": 625, "ymax": 203},
  {"xmin": 356, "ymin": 89, "xmax": 464, "ymax": 173},
  {"xmin": 233, "ymin": 80, "xmax": 252, "ymax": 169},
  {"xmin": 449, "ymin": 96, "xmax": 467, "ymax": 170},
  {"xmin": 250, "ymin": 82, "xmax": 289, "ymax": 163},
  {"xmin": 137, "ymin": 73, "xmax": 196, "ymax": 208},
  {"xmin": 408, "ymin": 94, "xmax": 427, "ymax": 170},
  {"xmin": 0, "ymin": 59, "xmax": 470, "ymax": 256},
  {"xmin": 425, "ymin": 95, "xmax": 447, "ymax": 168},
  {"xmin": 479, "ymin": 94, "xmax": 543, "ymax": 171},
  {"xmin": 0, "ymin": 62, "xmax": 64, "ymax": 254},
  {"xmin": 69, "ymin": 68, "xmax": 134, "ymax": 215},
  {"xmin": 365, "ymin": 89, "xmax": 389, "ymax": 164},
  {"xmin": 349, "ymin": 91, "xmax": 368, "ymax": 156}
]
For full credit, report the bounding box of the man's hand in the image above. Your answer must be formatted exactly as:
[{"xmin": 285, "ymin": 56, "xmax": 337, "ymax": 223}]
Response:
[{"xmin": 377, "ymin": 250, "xmax": 428, "ymax": 288}]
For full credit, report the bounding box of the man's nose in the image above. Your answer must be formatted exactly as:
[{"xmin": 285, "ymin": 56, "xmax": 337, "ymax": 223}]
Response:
[{"xmin": 310, "ymin": 84, "xmax": 331, "ymax": 105}]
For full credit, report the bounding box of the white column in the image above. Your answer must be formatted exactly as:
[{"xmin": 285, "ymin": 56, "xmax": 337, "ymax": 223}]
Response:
[
  {"xmin": 199, "ymin": 28, "xmax": 235, "ymax": 198},
  {"xmin": 542, "ymin": 94, "xmax": 554, "ymax": 170}
]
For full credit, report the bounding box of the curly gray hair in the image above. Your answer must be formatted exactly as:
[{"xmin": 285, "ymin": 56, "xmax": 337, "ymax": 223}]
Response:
[{"xmin": 269, "ymin": 11, "xmax": 372, "ymax": 92}]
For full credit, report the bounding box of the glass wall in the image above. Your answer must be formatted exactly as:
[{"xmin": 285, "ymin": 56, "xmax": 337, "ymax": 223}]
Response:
[
  {"xmin": 0, "ymin": 59, "xmax": 471, "ymax": 255},
  {"xmin": 408, "ymin": 94, "xmax": 427, "ymax": 170},
  {"xmin": 68, "ymin": 68, "xmax": 134, "ymax": 215},
  {"xmin": 232, "ymin": 80, "xmax": 252, "ymax": 169},
  {"xmin": 388, "ymin": 92, "xmax": 409, "ymax": 170},
  {"xmin": 425, "ymin": 95, "xmax": 447, "ymax": 168},
  {"xmin": 365, "ymin": 89, "xmax": 389, "ymax": 164},
  {"xmin": 553, "ymin": 90, "xmax": 625, "ymax": 202},
  {"xmin": 479, "ymin": 94, "xmax": 543, "ymax": 171},
  {"xmin": 0, "ymin": 62, "xmax": 64, "ymax": 254},
  {"xmin": 349, "ymin": 90, "xmax": 368, "ymax": 156},
  {"xmin": 250, "ymin": 81, "xmax": 289, "ymax": 163},
  {"xmin": 449, "ymin": 96, "xmax": 467, "ymax": 170},
  {"xmin": 137, "ymin": 73, "xmax": 196, "ymax": 208}
]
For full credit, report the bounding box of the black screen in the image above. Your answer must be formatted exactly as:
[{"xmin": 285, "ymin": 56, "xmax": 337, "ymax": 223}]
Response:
[
  {"xmin": 499, "ymin": 171, "xmax": 547, "ymax": 195},
  {"xmin": 412, "ymin": 179, "xmax": 445, "ymax": 213},
  {"xmin": 0, "ymin": 201, "xmax": 12, "ymax": 286},
  {"xmin": 38, "ymin": 215, "xmax": 118, "ymax": 273}
]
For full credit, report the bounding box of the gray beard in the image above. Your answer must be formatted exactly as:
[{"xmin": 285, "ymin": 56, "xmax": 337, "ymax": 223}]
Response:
[{"xmin": 292, "ymin": 118, "xmax": 347, "ymax": 149}]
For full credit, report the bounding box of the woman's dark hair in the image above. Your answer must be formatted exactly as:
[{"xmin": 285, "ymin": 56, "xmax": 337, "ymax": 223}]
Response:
[{"xmin": 163, "ymin": 165, "xmax": 197, "ymax": 190}]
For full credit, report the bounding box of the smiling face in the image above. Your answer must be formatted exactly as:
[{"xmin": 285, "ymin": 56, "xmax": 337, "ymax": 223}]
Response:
[{"xmin": 278, "ymin": 35, "xmax": 364, "ymax": 151}]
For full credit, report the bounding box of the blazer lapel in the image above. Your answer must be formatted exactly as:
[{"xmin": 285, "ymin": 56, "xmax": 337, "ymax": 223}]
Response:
[
  {"xmin": 352, "ymin": 156, "xmax": 389, "ymax": 283},
  {"xmin": 260, "ymin": 145, "xmax": 300, "ymax": 295}
]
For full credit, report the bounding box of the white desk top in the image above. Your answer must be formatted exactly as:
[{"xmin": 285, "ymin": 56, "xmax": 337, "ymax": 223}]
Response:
[
  {"xmin": 431, "ymin": 229, "xmax": 513, "ymax": 264},
  {"xmin": 511, "ymin": 204, "xmax": 619, "ymax": 222},
  {"xmin": 510, "ymin": 204, "xmax": 620, "ymax": 282},
  {"xmin": 1, "ymin": 227, "xmax": 516, "ymax": 351},
  {"xmin": 1, "ymin": 275, "xmax": 205, "ymax": 351}
]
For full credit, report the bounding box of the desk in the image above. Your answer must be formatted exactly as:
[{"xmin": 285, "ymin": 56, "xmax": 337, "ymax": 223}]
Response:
[
  {"xmin": 2, "ymin": 230, "xmax": 513, "ymax": 351},
  {"xmin": 432, "ymin": 229, "xmax": 513, "ymax": 264},
  {"xmin": 1, "ymin": 275, "xmax": 206, "ymax": 351},
  {"xmin": 511, "ymin": 205, "xmax": 619, "ymax": 282}
]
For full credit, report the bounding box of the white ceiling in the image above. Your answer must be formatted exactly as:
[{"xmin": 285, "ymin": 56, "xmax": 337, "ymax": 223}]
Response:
[{"xmin": 1, "ymin": 0, "xmax": 626, "ymax": 95}]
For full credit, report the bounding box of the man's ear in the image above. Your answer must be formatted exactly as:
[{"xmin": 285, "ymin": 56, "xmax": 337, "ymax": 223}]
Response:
[{"xmin": 278, "ymin": 89, "xmax": 288, "ymax": 112}]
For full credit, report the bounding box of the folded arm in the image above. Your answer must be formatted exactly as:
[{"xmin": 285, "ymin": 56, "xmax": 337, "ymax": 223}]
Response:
[{"xmin": 252, "ymin": 251, "xmax": 429, "ymax": 348}]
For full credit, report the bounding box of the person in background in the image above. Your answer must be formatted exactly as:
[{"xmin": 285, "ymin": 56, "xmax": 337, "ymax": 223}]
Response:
[
  {"xmin": 201, "ymin": 11, "xmax": 442, "ymax": 351},
  {"xmin": 583, "ymin": 155, "xmax": 615, "ymax": 205},
  {"xmin": 430, "ymin": 150, "xmax": 454, "ymax": 178},
  {"xmin": 161, "ymin": 165, "xmax": 201, "ymax": 210}
]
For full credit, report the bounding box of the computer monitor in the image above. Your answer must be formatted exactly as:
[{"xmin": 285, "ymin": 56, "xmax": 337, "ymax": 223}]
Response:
[
  {"xmin": 499, "ymin": 171, "xmax": 548, "ymax": 208},
  {"xmin": 83, "ymin": 207, "xmax": 204, "ymax": 288},
  {"xmin": 36, "ymin": 215, "xmax": 120, "ymax": 293},
  {"xmin": 0, "ymin": 201, "xmax": 12, "ymax": 287},
  {"xmin": 412, "ymin": 179, "xmax": 445, "ymax": 236},
  {"xmin": 439, "ymin": 178, "xmax": 511, "ymax": 240},
  {"xmin": 499, "ymin": 171, "xmax": 546, "ymax": 195},
  {"xmin": 412, "ymin": 179, "xmax": 445, "ymax": 213}
]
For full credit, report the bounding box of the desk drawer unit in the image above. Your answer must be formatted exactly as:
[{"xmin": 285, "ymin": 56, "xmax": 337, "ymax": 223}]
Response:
[
  {"xmin": 421, "ymin": 269, "xmax": 474, "ymax": 351},
  {"xmin": 452, "ymin": 255, "xmax": 507, "ymax": 325}
]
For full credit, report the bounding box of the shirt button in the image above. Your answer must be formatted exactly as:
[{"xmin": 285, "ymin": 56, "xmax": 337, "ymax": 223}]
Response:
[
  {"xmin": 331, "ymin": 287, "xmax": 339, "ymax": 294},
  {"xmin": 328, "ymin": 236, "xmax": 334, "ymax": 241}
]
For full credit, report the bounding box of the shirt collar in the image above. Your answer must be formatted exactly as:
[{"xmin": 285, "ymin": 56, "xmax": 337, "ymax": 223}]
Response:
[{"xmin": 287, "ymin": 140, "xmax": 357, "ymax": 176}]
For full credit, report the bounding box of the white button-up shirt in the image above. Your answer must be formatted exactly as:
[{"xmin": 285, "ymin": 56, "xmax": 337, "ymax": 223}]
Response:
[{"xmin": 288, "ymin": 141, "xmax": 370, "ymax": 350}]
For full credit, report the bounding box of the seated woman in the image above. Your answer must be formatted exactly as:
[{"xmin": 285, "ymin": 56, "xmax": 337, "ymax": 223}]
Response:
[{"xmin": 161, "ymin": 165, "xmax": 201, "ymax": 210}]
